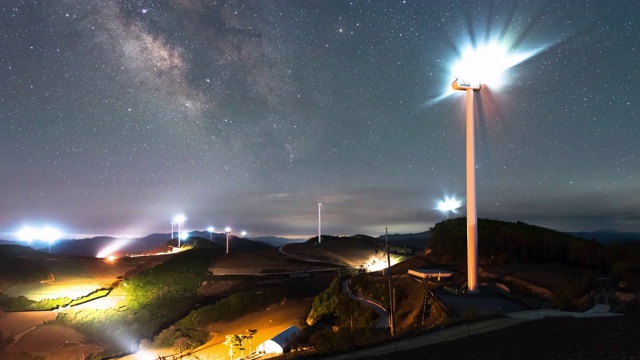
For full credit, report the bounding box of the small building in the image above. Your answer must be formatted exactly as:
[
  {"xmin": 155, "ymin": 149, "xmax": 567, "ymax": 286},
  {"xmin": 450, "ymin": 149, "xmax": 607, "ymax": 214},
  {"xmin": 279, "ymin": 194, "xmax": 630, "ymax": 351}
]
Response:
[{"xmin": 256, "ymin": 326, "xmax": 300, "ymax": 354}]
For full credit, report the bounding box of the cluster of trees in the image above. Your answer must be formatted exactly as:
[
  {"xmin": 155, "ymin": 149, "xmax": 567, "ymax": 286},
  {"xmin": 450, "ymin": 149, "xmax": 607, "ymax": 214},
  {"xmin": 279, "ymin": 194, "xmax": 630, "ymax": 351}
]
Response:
[
  {"xmin": 426, "ymin": 218, "xmax": 640, "ymax": 310},
  {"xmin": 298, "ymin": 277, "xmax": 393, "ymax": 353},
  {"xmin": 428, "ymin": 218, "xmax": 640, "ymax": 286},
  {"xmin": 223, "ymin": 329, "xmax": 257, "ymax": 360},
  {"xmin": 308, "ymin": 277, "xmax": 377, "ymax": 330}
]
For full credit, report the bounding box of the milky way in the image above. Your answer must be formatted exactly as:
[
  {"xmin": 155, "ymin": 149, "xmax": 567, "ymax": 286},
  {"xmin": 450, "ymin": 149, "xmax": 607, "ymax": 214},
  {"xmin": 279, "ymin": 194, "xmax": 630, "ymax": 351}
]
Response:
[{"xmin": 1, "ymin": 0, "xmax": 638, "ymax": 240}]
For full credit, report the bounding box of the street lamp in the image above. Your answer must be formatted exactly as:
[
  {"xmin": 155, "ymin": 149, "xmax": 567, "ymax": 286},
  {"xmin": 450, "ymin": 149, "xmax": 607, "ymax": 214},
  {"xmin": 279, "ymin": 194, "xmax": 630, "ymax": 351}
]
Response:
[
  {"xmin": 241, "ymin": 231, "xmax": 247, "ymax": 237},
  {"xmin": 225, "ymin": 227, "xmax": 231, "ymax": 255},
  {"xmin": 316, "ymin": 202, "xmax": 322, "ymax": 244},
  {"xmin": 207, "ymin": 226, "xmax": 215, "ymax": 241},
  {"xmin": 437, "ymin": 195, "xmax": 462, "ymax": 219},
  {"xmin": 42, "ymin": 226, "xmax": 62, "ymax": 254},
  {"xmin": 173, "ymin": 214, "xmax": 186, "ymax": 247},
  {"xmin": 17, "ymin": 226, "xmax": 36, "ymax": 246}
]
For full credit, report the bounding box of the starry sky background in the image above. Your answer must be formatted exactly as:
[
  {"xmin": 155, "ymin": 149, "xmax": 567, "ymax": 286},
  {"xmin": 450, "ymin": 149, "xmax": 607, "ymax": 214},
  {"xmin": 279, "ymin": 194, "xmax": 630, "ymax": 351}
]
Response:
[{"xmin": 1, "ymin": 0, "xmax": 638, "ymax": 240}]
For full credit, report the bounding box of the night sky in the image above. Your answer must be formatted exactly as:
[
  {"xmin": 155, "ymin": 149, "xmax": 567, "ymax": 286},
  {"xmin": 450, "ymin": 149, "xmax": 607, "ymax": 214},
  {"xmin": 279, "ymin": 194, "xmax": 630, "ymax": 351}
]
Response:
[{"xmin": 1, "ymin": 0, "xmax": 638, "ymax": 241}]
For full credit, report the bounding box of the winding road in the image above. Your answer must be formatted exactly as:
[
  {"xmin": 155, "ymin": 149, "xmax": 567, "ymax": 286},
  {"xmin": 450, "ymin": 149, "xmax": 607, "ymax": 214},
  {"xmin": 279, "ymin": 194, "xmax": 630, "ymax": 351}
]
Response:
[{"xmin": 342, "ymin": 279, "xmax": 390, "ymax": 328}]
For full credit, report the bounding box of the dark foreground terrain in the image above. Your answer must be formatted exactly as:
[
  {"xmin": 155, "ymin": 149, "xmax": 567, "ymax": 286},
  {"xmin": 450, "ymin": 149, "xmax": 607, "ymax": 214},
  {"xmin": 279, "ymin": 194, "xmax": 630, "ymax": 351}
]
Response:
[{"xmin": 367, "ymin": 314, "xmax": 640, "ymax": 360}]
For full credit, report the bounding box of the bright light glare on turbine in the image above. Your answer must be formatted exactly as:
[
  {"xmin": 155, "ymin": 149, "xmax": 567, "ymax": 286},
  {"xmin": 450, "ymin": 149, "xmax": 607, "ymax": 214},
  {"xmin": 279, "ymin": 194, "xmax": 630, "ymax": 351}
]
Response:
[
  {"xmin": 427, "ymin": 34, "xmax": 547, "ymax": 106},
  {"xmin": 452, "ymin": 41, "xmax": 507, "ymax": 89},
  {"xmin": 450, "ymin": 39, "xmax": 544, "ymax": 90}
]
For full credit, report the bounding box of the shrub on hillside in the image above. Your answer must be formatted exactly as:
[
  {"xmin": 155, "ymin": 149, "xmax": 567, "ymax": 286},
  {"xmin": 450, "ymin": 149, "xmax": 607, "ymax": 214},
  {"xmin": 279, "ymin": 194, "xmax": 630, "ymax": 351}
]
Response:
[
  {"xmin": 307, "ymin": 277, "xmax": 377, "ymax": 330},
  {"xmin": 551, "ymin": 275, "xmax": 595, "ymax": 310}
]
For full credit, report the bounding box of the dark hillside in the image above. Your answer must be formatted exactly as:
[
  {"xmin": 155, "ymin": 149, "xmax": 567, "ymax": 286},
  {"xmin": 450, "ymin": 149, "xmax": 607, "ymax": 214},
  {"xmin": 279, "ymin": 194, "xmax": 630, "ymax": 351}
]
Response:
[
  {"xmin": 0, "ymin": 245, "xmax": 50, "ymax": 288},
  {"xmin": 426, "ymin": 218, "xmax": 640, "ymax": 293},
  {"xmin": 427, "ymin": 218, "xmax": 587, "ymax": 265}
]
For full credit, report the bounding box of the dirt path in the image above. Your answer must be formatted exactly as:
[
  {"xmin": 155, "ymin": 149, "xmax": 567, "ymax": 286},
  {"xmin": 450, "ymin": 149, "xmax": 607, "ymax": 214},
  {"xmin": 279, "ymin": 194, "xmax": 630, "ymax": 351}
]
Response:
[
  {"xmin": 0, "ymin": 310, "xmax": 56, "ymax": 337},
  {"xmin": 6, "ymin": 323, "xmax": 104, "ymax": 360}
]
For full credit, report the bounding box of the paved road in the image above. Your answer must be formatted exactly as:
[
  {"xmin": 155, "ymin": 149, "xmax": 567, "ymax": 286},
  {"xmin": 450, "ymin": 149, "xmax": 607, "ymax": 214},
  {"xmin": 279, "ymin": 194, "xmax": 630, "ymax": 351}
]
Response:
[
  {"xmin": 321, "ymin": 305, "xmax": 622, "ymax": 360},
  {"xmin": 342, "ymin": 279, "xmax": 389, "ymax": 328},
  {"xmin": 322, "ymin": 317, "xmax": 523, "ymax": 360}
]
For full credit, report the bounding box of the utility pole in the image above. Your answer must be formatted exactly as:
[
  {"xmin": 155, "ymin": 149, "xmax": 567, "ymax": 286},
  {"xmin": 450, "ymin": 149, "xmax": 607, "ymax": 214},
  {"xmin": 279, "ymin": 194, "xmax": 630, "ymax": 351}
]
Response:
[
  {"xmin": 386, "ymin": 227, "xmax": 395, "ymax": 336},
  {"xmin": 316, "ymin": 202, "xmax": 322, "ymax": 244}
]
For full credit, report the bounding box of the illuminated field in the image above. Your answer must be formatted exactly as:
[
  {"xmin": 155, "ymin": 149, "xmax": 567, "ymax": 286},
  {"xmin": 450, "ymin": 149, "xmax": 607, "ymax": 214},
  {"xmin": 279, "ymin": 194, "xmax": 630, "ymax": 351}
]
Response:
[{"xmin": 3, "ymin": 258, "xmax": 134, "ymax": 301}]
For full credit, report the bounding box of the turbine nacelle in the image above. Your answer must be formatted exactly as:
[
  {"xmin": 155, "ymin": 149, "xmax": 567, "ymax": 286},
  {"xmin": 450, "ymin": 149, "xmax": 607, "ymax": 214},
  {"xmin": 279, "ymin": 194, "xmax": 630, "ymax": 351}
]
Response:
[{"xmin": 451, "ymin": 78, "xmax": 481, "ymax": 91}]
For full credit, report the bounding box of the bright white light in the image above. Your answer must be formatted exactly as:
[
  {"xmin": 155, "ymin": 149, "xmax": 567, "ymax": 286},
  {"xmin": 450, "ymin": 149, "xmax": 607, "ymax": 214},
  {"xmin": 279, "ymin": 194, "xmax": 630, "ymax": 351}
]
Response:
[
  {"xmin": 450, "ymin": 38, "xmax": 544, "ymax": 91},
  {"xmin": 17, "ymin": 225, "xmax": 62, "ymax": 244},
  {"xmin": 173, "ymin": 214, "xmax": 186, "ymax": 224},
  {"xmin": 225, "ymin": 227, "xmax": 231, "ymax": 233},
  {"xmin": 41, "ymin": 227, "xmax": 62, "ymax": 243},
  {"xmin": 437, "ymin": 196, "xmax": 462, "ymax": 213},
  {"xmin": 241, "ymin": 231, "xmax": 247, "ymax": 237},
  {"xmin": 452, "ymin": 42, "xmax": 502, "ymax": 89},
  {"xmin": 427, "ymin": 34, "xmax": 547, "ymax": 106},
  {"xmin": 18, "ymin": 226, "xmax": 38, "ymax": 243},
  {"xmin": 207, "ymin": 226, "xmax": 215, "ymax": 232},
  {"xmin": 180, "ymin": 232, "xmax": 189, "ymax": 240}
]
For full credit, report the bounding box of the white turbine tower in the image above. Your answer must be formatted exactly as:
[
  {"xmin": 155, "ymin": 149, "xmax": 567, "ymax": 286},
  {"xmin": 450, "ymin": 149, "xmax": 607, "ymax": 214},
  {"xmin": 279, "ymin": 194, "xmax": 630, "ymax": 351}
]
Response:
[
  {"xmin": 449, "ymin": 39, "xmax": 534, "ymax": 293},
  {"xmin": 452, "ymin": 78, "xmax": 481, "ymax": 294},
  {"xmin": 173, "ymin": 214, "xmax": 186, "ymax": 247}
]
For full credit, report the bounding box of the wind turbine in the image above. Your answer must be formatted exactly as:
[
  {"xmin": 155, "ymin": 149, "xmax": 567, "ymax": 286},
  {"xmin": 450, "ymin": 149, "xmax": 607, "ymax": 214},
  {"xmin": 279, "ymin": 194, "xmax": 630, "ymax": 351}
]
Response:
[
  {"xmin": 173, "ymin": 214, "xmax": 186, "ymax": 247},
  {"xmin": 450, "ymin": 41, "xmax": 535, "ymax": 293},
  {"xmin": 316, "ymin": 202, "xmax": 322, "ymax": 244}
]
